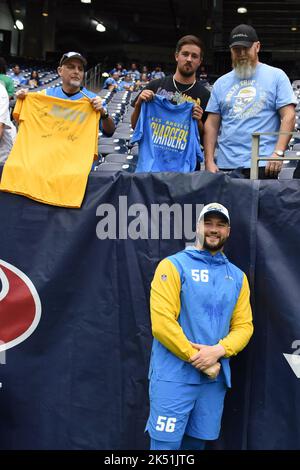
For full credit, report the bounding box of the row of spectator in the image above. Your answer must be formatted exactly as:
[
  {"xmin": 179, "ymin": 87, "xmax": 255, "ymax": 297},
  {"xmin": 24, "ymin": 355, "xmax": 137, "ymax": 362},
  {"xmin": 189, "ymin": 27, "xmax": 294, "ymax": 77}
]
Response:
[
  {"xmin": 104, "ymin": 61, "xmax": 210, "ymax": 93},
  {"xmin": 109, "ymin": 62, "xmax": 209, "ymax": 82},
  {"xmin": 102, "ymin": 71, "xmax": 150, "ymax": 92},
  {"xmin": 0, "ymin": 58, "xmax": 59, "ymax": 98},
  {"xmin": 109, "ymin": 62, "xmax": 166, "ymax": 81},
  {"xmin": 102, "ymin": 63, "xmax": 167, "ymax": 93}
]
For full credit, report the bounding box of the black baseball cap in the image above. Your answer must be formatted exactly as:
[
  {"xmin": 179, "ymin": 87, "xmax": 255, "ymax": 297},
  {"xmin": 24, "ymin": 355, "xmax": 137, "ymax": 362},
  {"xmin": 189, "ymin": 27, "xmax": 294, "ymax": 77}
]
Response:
[
  {"xmin": 229, "ymin": 24, "xmax": 259, "ymax": 48},
  {"xmin": 59, "ymin": 52, "xmax": 87, "ymax": 67}
]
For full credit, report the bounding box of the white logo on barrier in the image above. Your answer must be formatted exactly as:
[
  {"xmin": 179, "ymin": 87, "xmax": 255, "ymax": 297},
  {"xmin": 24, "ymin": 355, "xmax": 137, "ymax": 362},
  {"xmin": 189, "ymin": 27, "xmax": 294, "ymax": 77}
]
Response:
[
  {"xmin": 0, "ymin": 260, "xmax": 41, "ymax": 354},
  {"xmin": 283, "ymin": 340, "xmax": 300, "ymax": 378}
]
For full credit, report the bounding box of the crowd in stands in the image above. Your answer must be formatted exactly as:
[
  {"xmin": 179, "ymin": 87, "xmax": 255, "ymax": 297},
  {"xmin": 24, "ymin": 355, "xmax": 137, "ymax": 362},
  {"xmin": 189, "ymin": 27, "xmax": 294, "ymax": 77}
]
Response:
[
  {"xmin": 1, "ymin": 28, "xmax": 300, "ymax": 180},
  {"xmin": 102, "ymin": 61, "xmax": 212, "ymax": 100},
  {"xmin": 0, "ymin": 58, "xmax": 61, "ymax": 96},
  {"xmin": 102, "ymin": 62, "xmax": 167, "ymax": 92}
]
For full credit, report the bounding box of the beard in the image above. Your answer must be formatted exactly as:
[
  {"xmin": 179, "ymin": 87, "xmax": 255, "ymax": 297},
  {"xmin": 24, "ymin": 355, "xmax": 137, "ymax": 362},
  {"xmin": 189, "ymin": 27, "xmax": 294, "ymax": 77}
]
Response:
[
  {"xmin": 178, "ymin": 64, "xmax": 195, "ymax": 78},
  {"xmin": 203, "ymin": 235, "xmax": 227, "ymax": 252},
  {"xmin": 69, "ymin": 79, "xmax": 82, "ymax": 88},
  {"xmin": 232, "ymin": 57, "xmax": 256, "ymax": 79}
]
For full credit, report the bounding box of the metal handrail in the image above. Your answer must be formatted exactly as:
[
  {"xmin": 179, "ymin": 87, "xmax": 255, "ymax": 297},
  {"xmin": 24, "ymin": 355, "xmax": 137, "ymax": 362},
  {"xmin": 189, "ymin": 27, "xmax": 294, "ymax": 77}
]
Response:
[
  {"xmin": 250, "ymin": 131, "xmax": 299, "ymax": 179},
  {"xmin": 84, "ymin": 63, "xmax": 102, "ymax": 92}
]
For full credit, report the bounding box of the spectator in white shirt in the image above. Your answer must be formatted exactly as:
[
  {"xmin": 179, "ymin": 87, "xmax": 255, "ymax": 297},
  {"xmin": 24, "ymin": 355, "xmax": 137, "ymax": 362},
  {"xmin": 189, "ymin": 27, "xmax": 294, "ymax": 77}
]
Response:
[{"xmin": 0, "ymin": 83, "xmax": 16, "ymax": 162}]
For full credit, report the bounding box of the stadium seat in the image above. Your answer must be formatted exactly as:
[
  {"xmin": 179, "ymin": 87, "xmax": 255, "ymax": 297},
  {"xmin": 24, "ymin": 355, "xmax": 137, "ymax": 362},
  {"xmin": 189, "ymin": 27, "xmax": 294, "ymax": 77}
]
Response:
[
  {"xmin": 107, "ymin": 104, "xmax": 126, "ymax": 111},
  {"xmin": 292, "ymin": 143, "xmax": 300, "ymax": 151},
  {"xmin": 98, "ymin": 144, "xmax": 128, "ymax": 155},
  {"xmin": 279, "ymin": 166, "xmax": 297, "ymax": 179},
  {"xmin": 95, "ymin": 162, "xmax": 135, "ymax": 173},
  {"xmin": 129, "ymin": 145, "xmax": 139, "ymax": 156},
  {"xmin": 110, "ymin": 112, "xmax": 122, "ymax": 124},
  {"xmin": 105, "ymin": 153, "xmax": 137, "ymax": 165},
  {"xmin": 113, "ymin": 131, "xmax": 133, "ymax": 140},
  {"xmin": 100, "ymin": 137, "xmax": 127, "ymax": 146},
  {"xmin": 115, "ymin": 123, "xmax": 133, "ymax": 131},
  {"xmin": 284, "ymin": 150, "xmax": 300, "ymax": 158}
]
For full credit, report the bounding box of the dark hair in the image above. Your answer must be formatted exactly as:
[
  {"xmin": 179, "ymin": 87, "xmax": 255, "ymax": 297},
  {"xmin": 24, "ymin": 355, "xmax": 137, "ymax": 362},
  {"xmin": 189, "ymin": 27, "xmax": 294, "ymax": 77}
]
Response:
[
  {"xmin": 30, "ymin": 70, "xmax": 39, "ymax": 79},
  {"xmin": 175, "ymin": 35, "xmax": 204, "ymax": 58},
  {"xmin": 0, "ymin": 57, "xmax": 7, "ymax": 74}
]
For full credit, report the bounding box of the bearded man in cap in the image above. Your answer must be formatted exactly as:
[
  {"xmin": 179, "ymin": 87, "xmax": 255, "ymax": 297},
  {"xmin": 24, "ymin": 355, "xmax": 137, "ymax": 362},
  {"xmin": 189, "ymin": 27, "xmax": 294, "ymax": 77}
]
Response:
[
  {"xmin": 146, "ymin": 203, "xmax": 253, "ymax": 450},
  {"xmin": 204, "ymin": 24, "xmax": 296, "ymax": 179},
  {"xmin": 16, "ymin": 51, "xmax": 115, "ymax": 136}
]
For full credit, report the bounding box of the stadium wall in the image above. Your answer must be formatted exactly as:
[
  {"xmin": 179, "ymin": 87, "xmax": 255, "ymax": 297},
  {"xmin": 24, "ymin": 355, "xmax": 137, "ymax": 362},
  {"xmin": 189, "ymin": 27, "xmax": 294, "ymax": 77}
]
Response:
[{"xmin": 0, "ymin": 172, "xmax": 299, "ymax": 449}]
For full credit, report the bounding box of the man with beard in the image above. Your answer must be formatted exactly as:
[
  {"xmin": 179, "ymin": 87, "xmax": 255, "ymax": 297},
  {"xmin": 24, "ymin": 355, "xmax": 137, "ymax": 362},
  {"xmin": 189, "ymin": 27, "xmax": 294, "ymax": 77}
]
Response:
[
  {"xmin": 146, "ymin": 203, "xmax": 253, "ymax": 450},
  {"xmin": 131, "ymin": 35, "xmax": 210, "ymax": 138},
  {"xmin": 204, "ymin": 24, "xmax": 296, "ymax": 178}
]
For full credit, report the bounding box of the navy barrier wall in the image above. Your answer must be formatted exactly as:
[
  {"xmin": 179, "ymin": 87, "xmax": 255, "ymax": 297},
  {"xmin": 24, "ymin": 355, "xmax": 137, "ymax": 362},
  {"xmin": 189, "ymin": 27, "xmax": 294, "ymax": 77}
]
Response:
[{"xmin": 0, "ymin": 171, "xmax": 299, "ymax": 449}]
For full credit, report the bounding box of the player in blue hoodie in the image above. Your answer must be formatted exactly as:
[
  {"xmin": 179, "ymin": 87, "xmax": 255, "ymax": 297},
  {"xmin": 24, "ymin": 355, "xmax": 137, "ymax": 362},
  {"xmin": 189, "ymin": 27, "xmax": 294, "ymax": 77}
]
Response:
[{"xmin": 147, "ymin": 202, "xmax": 253, "ymax": 450}]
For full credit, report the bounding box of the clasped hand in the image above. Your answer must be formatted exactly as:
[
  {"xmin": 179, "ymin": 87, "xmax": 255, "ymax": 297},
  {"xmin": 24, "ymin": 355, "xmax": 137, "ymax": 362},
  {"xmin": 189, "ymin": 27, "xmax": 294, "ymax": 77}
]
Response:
[{"xmin": 189, "ymin": 342, "xmax": 225, "ymax": 371}]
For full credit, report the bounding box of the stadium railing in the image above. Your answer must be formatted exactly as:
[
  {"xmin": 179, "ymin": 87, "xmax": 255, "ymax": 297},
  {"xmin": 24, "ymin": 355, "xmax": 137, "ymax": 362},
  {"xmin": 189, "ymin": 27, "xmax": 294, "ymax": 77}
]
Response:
[{"xmin": 250, "ymin": 131, "xmax": 299, "ymax": 179}]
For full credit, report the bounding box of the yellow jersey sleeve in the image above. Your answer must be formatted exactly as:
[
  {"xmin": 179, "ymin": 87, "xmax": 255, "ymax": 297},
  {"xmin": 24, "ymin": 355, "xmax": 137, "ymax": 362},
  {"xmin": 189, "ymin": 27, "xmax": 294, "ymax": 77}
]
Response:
[
  {"xmin": 13, "ymin": 91, "xmax": 46, "ymax": 122},
  {"xmin": 12, "ymin": 98, "xmax": 24, "ymax": 123},
  {"xmin": 150, "ymin": 258, "xmax": 198, "ymax": 362},
  {"xmin": 219, "ymin": 273, "xmax": 254, "ymax": 357}
]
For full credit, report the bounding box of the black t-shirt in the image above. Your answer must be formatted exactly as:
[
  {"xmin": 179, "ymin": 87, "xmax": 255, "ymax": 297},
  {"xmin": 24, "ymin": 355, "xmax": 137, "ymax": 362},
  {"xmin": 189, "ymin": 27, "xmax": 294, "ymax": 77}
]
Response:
[{"xmin": 131, "ymin": 75, "xmax": 210, "ymax": 122}]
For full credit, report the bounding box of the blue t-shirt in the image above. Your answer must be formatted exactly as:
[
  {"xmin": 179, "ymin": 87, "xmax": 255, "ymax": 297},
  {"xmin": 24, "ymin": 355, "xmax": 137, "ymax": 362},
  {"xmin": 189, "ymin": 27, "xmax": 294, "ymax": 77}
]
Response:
[
  {"xmin": 206, "ymin": 63, "xmax": 297, "ymax": 168},
  {"xmin": 127, "ymin": 70, "xmax": 140, "ymax": 80},
  {"xmin": 151, "ymin": 71, "xmax": 165, "ymax": 80},
  {"xmin": 131, "ymin": 95, "xmax": 202, "ymax": 172},
  {"xmin": 103, "ymin": 78, "xmax": 118, "ymax": 89},
  {"xmin": 117, "ymin": 80, "xmax": 134, "ymax": 91},
  {"xmin": 45, "ymin": 86, "xmax": 96, "ymax": 100},
  {"xmin": 9, "ymin": 73, "xmax": 26, "ymax": 86}
]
